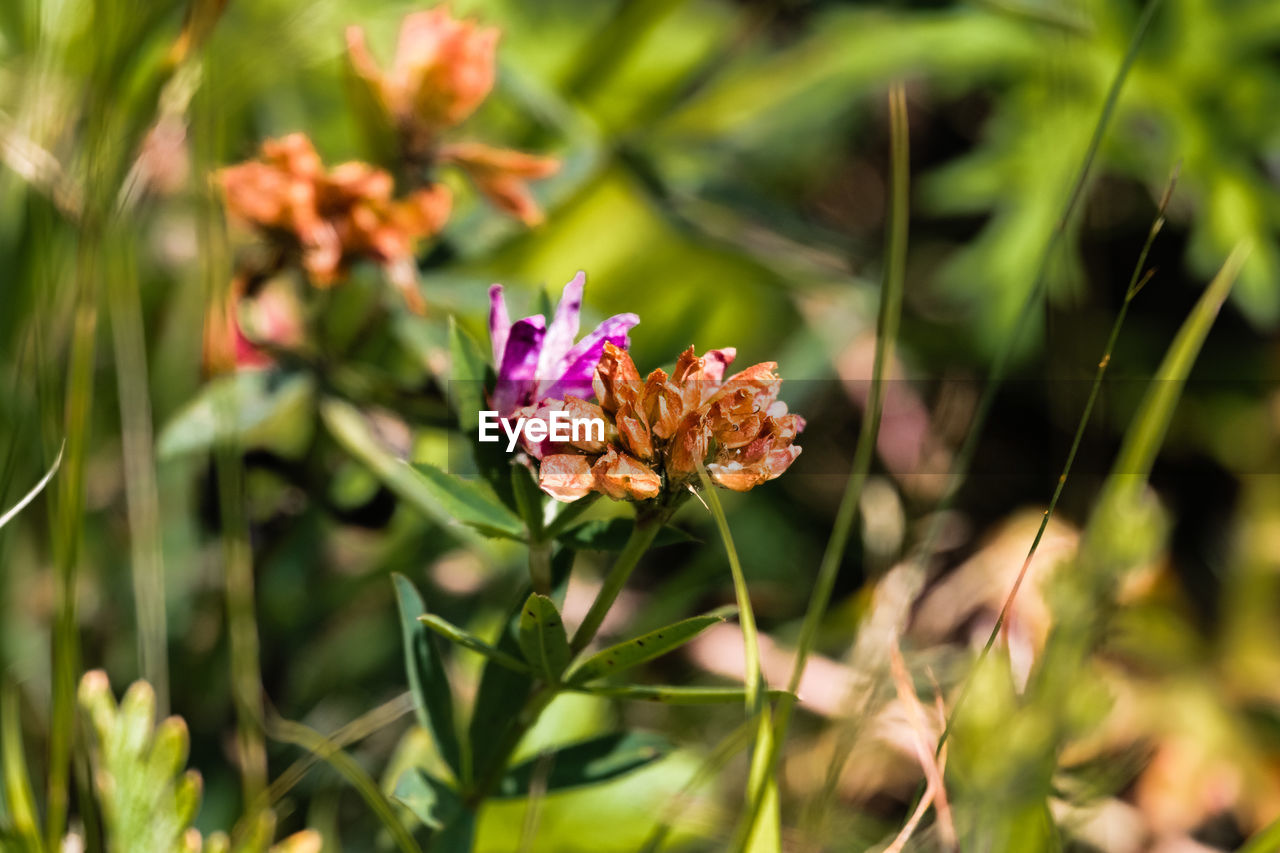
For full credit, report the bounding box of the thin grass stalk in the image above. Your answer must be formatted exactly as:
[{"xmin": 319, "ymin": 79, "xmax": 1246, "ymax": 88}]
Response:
[
  {"xmin": 908, "ymin": 0, "xmax": 1166, "ymax": 574},
  {"xmin": 46, "ymin": 227, "xmax": 100, "ymax": 851},
  {"xmin": 190, "ymin": 53, "xmax": 268, "ymax": 812},
  {"xmin": 106, "ymin": 228, "xmax": 170, "ymax": 715},
  {"xmin": 269, "ymin": 717, "xmax": 423, "ymax": 853},
  {"xmin": 216, "ymin": 362, "xmax": 268, "ymax": 810},
  {"xmin": 931, "ymin": 170, "xmax": 1177, "ymax": 750},
  {"xmin": 736, "ymin": 84, "xmax": 910, "ymax": 841}
]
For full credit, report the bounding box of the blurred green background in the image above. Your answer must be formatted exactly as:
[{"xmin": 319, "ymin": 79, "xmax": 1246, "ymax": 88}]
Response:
[{"xmin": 3, "ymin": 0, "xmax": 1280, "ymax": 850}]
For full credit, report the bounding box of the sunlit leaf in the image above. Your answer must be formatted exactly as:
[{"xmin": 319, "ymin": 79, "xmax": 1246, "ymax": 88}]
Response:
[
  {"xmin": 566, "ymin": 608, "xmax": 733, "ymax": 685},
  {"xmin": 495, "ymin": 731, "xmax": 674, "ymax": 798},
  {"xmin": 392, "ymin": 574, "xmax": 464, "ymax": 781},
  {"xmin": 517, "ymin": 593, "xmax": 571, "ymax": 682},
  {"xmin": 320, "ymin": 398, "xmax": 523, "ymax": 540},
  {"xmin": 418, "ymin": 614, "xmax": 531, "ymax": 675}
]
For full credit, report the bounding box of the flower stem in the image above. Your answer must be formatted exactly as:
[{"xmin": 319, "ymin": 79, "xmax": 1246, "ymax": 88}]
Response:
[
  {"xmin": 569, "ymin": 512, "xmax": 662, "ymax": 654},
  {"xmin": 528, "ymin": 538, "xmax": 552, "ymax": 597}
]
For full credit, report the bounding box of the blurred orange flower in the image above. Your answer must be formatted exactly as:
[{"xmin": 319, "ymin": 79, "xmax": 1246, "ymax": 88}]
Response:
[
  {"xmin": 346, "ymin": 6, "xmax": 497, "ymax": 140},
  {"xmin": 345, "ymin": 6, "xmax": 559, "ymax": 225},
  {"xmin": 533, "ymin": 343, "xmax": 804, "ymax": 502},
  {"xmin": 219, "ymin": 133, "xmax": 450, "ymax": 312}
]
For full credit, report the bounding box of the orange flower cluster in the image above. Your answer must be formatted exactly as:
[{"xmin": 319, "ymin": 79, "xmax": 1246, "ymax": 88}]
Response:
[
  {"xmin": 346, "ymin": 7, "xmax": 558, "ymax": 225},
  {"xmin": 534, "ymin": 344, "xmax": 804, "ymax": 502},
  {"xmin": 219, "ymin": 134, "xmax": 450, "ymax": 313},
  {"xmin": 216, "ymin": 4, "xmax": 559, "ymax": 350}
]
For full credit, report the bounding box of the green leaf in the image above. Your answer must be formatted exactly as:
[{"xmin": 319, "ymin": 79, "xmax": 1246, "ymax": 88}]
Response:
[
  {"xmin": 517, "ymin": 594, "xmax": 571, "ymax": 681},
  {"xmin": 495, "ymin": 731, "xmax": 674, "ymax": 798},
  {"xmin": 320, "ymin": 397, "xmax": 523, "ymax": 540},
  {"xmin": 468, "ymin": 549, "xmax": 575, "ymax": 781},
  {"xmin": 271, "ymin": 717, "xmax": 422, "ymax": 853},
  {"xmin": 446, "ymin": 318, "xmax": 490, "ymax": 438},
  {"xmin": 447, "ymin": 319, "xmax": 517, "ymax": 509},
  {"xmin": 392, "ymin": 575, "xmax": 464, "ymax": 781},
  {"xmin": 566, "ymin": 608, "xmax": 734, "ymax": 685},
  {"xmin": 409, "ymin": 462, "xmax": 525, "ymax": 540},
  {"xmin": 510, "ymin": 463, "xmax": 545, "ymax": 539},
  {"xmin": 556, "ymin": 518, "xmax": 697, "ymax": 551},
  {"xmin": 571, "ymin": 684, "xmax": 794, "ymax": 705},
  {"xmin": 2, "ymin": 682, "xmax": 41, "ymax": 853},
  {"xmin": 393, "ymin": 769, "xmax": 461, "ymax": 831},
  {"xmin": 157, "ymin": 371, "xmax": 314, "ymax": 460},
  {"xmin": 417, "ymin": 614, "xmax": 531, "ymax": 675},
  {"xmin": 76, "ymin": 671, "xmax": 207, "ymax": 853}
]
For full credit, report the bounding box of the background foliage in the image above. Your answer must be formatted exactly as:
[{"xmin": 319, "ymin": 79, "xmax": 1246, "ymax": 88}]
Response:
[{"xmin": 2, "ymin": 0, "xmax": 1280, "ymax": 850}]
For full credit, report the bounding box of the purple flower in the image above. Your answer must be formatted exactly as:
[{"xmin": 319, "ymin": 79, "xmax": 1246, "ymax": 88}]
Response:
[{"xmin": 489, "ymin": 272, "xmax": 639, "ymax": 416}]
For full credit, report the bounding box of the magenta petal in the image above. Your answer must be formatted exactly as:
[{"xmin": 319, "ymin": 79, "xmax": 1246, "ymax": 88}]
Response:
[
  {"xmin": 492, "ymin": 315, "xmax": 545, "ymax": 414},
  {"xmin": 536, "ymin": 272, "xmax": 585, "ymax": 381},
  {"xmin": 539, "ymin": 312, "xmax": 639, "ymax": 400},
  {"xmin": 488, "ymin": 284, "xmax": 512, "ymax": 366}
]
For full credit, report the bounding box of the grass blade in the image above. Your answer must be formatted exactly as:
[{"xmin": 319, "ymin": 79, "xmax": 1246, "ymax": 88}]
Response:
[
  {"xmin": 495, "ymin": 731, "xmax": 673, "ymax": 798},
  {"xmin": 270, "ymin": 717, "xmax": 423, "ymax": 853},
  {"xmin": 0, "ymin": 441, "xmax": 62, "ymax": 532}
]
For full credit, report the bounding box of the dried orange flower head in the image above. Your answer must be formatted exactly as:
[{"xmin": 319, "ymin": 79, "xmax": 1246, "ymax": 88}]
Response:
[
  {"xmin": 346, "ymin": 7, "xmax": 559, "ymax": 225},
  {"xmin": 535, "ymin": 343, "xmax": 804, "ymax": 502},
  {"xmin": 219, "ymin": 133, "xmax": 451, "ymax": 312},
  {"xmin": 346, "ymin": 6, "xmax": 498, "ymax": 138}
]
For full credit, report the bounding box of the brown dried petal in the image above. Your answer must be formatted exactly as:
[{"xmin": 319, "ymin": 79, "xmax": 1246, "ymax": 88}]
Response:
[
  {"xmin": 592, "ymin": 447, "xmax": 661, "ymax": 501},
  {"xmin": 666, "ymin": 412, "xmax": 709, "ymax": 479},
  {"xmin": 593, "ymin": 342, "xmax": 642, "ymax": 413},
  {"xmin": 539, "ymin": 454, "xmax": 596, "ymax": 502}
]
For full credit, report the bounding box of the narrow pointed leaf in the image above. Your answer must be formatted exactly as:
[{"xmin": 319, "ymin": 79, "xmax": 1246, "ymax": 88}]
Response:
[
  {"xmin": 495, "ymin": 731, "xmax": 673, "ymax": 798},
  {"xmin": 446, "ymin": 318, "xmax": 490, "ymax": 437},
  {"xmin": 567, "ymin": 607, "xmax": 735, "ymax": 685},
  {"xmin": 1100, "ymin": 246, "xmax": 1247, "ymax": 495},
  {"xmin": 510, "ymin": 464, "xmax": 544, "ymax": 539},
  {"xmin": 571, "ymin": 685, "xmax": 795, "ymax": 705},
  {"xmin": 321, "ymin": 398, "xmax": 523, "ymax": 540},
  {"xmin": 517, "ymin": 594, "xmax": 571, "ymax": 681},
  {"xmin": 418, "ymin": 615, "xmax": 530, "ymax": 674},
  {"xmin": 392, "ymin": 575, "xmax": 463, "ymax": 780},
  {"xmin": 469, "ymin": 549, "xmax": 575, "ymax": 780},
  {"xmin": 1, "ymin": 682, "xmax": 41, "ymax": 852},
  {"xmin": 556, "ymin": 518, "xmax": 697, "ymax": 551},
  {"xmin": 447, "ymin": 319, "xmax": 515, "ymax": 509},
  {"xmin": 409, "ymin": 462, "xmax": 525, "ymax": 540}
]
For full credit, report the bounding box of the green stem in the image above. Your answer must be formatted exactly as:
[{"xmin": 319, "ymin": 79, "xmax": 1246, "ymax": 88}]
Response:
[
  {"xmin": 217, "ymin": 438, "xmax": 268, "ymax": 811},
  {"xmin": 569, "ymin": 512, "xmax": 662, "ymax": 654},
  {"xmin": 106, "ymin": 227, "xmax": 169, "ymax": 716},
  {"xmin": 528, "ymin": 538, "xmax": 552, "ymax": 597},
  {"xmin": 47, "ymin": 238, "xmax": 99, "ymax": 851}
]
